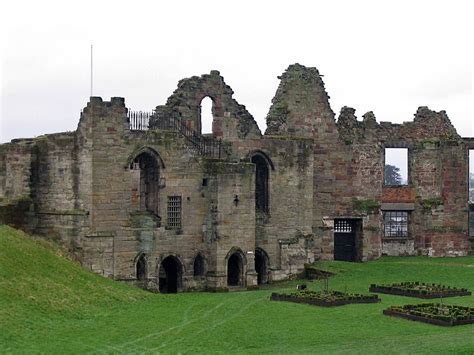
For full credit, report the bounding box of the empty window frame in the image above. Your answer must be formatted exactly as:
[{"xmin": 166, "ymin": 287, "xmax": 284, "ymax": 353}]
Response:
[
  {"xmin": 131, "ymin": 152, "xmax": 160, "ymax": 215},
  {"xmin": 251, "ymin": 154, "xmax": 269, "ymax": 213},
  {"xmin": 383, "ymin": 211, "xmax": 408, "ymax": 238},
  {"xmin": 167, "ymin": 196, "xmax": 182, "ymax": 229},
  {"xmin": 200, "ymin": 96, "xmax": 214, "ymax": 135},
  {"xmin": 384, "ymin": 148, "xmax": 408, "ymax": 186}
]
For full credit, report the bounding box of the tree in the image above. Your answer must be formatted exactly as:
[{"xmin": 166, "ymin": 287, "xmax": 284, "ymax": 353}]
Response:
[{"xmin": 384, "ymin": 164, "xmax": 402, "ymax": 185}]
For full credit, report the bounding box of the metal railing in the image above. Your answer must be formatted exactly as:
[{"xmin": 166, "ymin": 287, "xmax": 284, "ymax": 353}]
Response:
[
  {"xmin": 128, "ymin": 111, "xmax": 151, "ymax": 131},
  {"xmin": 128, "ymin": 110, "xmax": 224, "ymax": 159}
]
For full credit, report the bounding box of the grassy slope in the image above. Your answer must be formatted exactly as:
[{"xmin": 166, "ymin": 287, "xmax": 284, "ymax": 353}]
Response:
[{"xmin": 1, "ymin": 224, "xmax": 474, "ymax": 354}]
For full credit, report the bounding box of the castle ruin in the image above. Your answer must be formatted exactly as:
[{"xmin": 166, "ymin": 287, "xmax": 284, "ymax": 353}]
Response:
[{"xmin": 1, "ymin": 64, "xmax": 473, "ymax": 292}]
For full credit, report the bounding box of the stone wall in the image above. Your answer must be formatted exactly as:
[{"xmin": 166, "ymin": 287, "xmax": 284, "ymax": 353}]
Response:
[
  {"xmin": 335, "ymin": 106, "xmax": 470, "ymax": 257},
  {"xmin": 0, "ymin": 140, "xmax": 34, "ymax": 228}
]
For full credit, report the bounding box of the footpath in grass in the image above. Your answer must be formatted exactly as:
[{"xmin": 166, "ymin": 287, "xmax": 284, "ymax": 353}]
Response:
[{"xmin": 1, "ymin": 224, "xmax": 474, "ymax": 353}]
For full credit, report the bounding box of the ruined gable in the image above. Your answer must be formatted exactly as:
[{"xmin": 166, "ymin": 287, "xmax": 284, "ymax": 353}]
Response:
[
  {"xmin": 265, "ymin": 63, "xmax": 337, "ymax": 138},
  {"xmin": 151, "ymin": 70, "xmax": 261, "ymax": 141}
]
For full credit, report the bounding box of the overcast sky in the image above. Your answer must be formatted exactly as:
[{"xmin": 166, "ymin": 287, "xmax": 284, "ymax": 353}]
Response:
[{"xmin": 1, "ymin": 0, "xmax": 473, "ymax": 145}]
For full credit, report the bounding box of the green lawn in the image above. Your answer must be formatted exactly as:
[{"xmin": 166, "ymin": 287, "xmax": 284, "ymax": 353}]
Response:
[{"xmin": 1, "ymin": 224, "xmax": 474, "ymax": 354}]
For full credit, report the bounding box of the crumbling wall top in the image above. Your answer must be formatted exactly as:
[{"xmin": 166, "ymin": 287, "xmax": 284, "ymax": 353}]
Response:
[{"xmin": 336, "ymin": 105, "xmax": 461, "ymax": 144}]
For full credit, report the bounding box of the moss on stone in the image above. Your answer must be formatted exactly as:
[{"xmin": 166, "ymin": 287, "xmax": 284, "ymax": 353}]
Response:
[
  {"xmin": 352, "ymin": 198, "xmax": 380, "ymax": 213},
  {"xmin": 421, "ymin": 197, "xmax": 443, "ymax": 210}
]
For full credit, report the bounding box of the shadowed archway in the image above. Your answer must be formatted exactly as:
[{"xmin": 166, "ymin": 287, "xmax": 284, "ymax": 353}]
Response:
[
  {"xmin": 255, "ymin": 248, "xmax": 269, "ymax": 285},
  {"xmin": 136, "ymin": 253, "xmax": 147, "ymax": 281},
  {"xmin": 159, "ymin": 256, "xmax": 182, "ymax": 293},
  {"xmin": 227, "ymin": 249, "xmax": 246, "ymax": 287}
]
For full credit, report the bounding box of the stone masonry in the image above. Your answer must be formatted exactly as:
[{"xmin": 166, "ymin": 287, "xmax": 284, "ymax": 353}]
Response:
[{"xmin": 0, "ymin": 64, "xmax": 472, "ymax": 292}]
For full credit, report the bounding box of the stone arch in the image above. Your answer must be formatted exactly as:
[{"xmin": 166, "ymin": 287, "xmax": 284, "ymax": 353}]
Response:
[
  {"xmin": 193, "ymin": 253, "xmax": 206, "ymax": 277},
  {"xmin": 255, "ymin": 248, "xmax": 270, "ymax": 285},
  {"xmin": 249, "ymin": 151, "xmax": 274, "ymax": 213},
  {"xmin": 127, "ymin": 147, "xmax": 165, "ymax": 216},
  {"xmin": 247, "ymin": 150, "xmax": 275, "ymax": 171},
  {"xmin": 158, "ymin": 255, "xmax": 183, "ymax": 294},
  {"xmin": 226, "ymin": 248, "xmax": 247, "ymax": 287},
  {"xmin": 135, "ymin": 253, "xmax": 147, "ymax": 281},
  {"xmin": 126, "ymin": 147, "xmax": 166, "ymax": 169}
]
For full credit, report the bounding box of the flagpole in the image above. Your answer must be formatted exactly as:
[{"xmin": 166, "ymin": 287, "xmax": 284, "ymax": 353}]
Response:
[{"xmin": 90, "ymin": 44, "xmax": 93, "ymax": 97}]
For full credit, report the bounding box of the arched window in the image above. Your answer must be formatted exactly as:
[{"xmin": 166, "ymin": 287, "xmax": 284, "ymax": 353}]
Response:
[
  {"xmin": 136, "ymin": 254, "xmax": 147, "ymax": 281},
  {"xmin": 200, "ymin": 96, "xmax": 214, "ymax": 135},
  {"xmin": 193, "ymin": 254, "xmax": 205, "ymax": 277},
  {"xmin": 130, "ymin": 152, "xmax": 160, "ymax": 216},
  {"xmin": 251, "ymin": 154, "xmax": 270, "ymax": 213}
]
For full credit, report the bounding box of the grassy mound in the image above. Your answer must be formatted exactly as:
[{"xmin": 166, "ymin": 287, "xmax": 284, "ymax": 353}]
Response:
[
  {"xmin": 1, "ymin": 224, "xmax": 474, "ymax": 353},
  {"xmin": 0, "ymin": 225, "xmax": 150, "ymax": 352}
]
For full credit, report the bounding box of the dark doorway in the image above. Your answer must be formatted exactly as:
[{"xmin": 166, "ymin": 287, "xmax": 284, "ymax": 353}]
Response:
[
  {"xmin": 227, "ymin": 253, "xmax": 244, "ymax": 286},
  {"xmin": 255, "ymin": 249, "xmax": 269, "ymax": 285},
  {"xmin": 136, "ymin": 254, "xmax": 147, "ymax": 281},
  {"xmin": 159, "ymin": 256, "xmax": 181, "ymax": 293},
  {"xmin": 193, "ymin": 254, "xmax": 205, "ymax": 277},
  {"xmin": 251, "ymin": 155, "xmax": 269, "ymax": 213},
  {"xmin": 334, "ymin": 219, "xmax": 361, "ymax": 262}
]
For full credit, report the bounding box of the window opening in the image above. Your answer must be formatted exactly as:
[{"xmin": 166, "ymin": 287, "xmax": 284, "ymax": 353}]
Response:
[
  {"xmin": 384, "ymin": 148, "xmax": 408, "ymax": 186},
  {"xmin": 334, "ymin": 220, "xmax": 353, "ymax": 233},
  {"xmin": 167, "ymin": 196, "xmax": 182, "ymax": 229},
  {"xmin": 131, "ymin": 152, "xmax": 160, "ymax": 215},
  {"xmin": 200, "ymin": 96, "xmax": 213, "ymax": 135},
  {"xmin": 383, "ymin": 211, "xmax": 408, "ymax": 238},
  {"xmin": 251, "ymin": 155, "xmax": 269, "ymax": 213}
]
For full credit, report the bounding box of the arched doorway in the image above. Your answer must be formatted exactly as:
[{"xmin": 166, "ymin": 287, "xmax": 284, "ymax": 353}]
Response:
[
  {"xmin": 136, "ymin": 254, "xmax": 147, "ymax": 281},
  {"xmin": 251, "ymin": 154, "xmax": 270, "ymax": 213},
  {"xmin": 159, "ymin": 256, "xmax": 182, "ymax": 293},
  {"xmin": 255, "ymin": 248, "xmax": 269, "ymax": 285},
  {"xmin": 227, "ymin": 251, "xmax": 245, "ymax": 287}
]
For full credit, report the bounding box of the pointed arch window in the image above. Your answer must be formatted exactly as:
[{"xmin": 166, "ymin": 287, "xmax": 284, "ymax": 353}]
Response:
[{"xmin": 251, "ymin": 154, "xmax": 270, "ymax": 213}]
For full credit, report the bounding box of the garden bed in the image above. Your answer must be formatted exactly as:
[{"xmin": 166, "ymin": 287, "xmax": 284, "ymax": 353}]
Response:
[
  {"xmin": 384, "ymin": 303, "xmax": 474, "ymax": 326},
  {"xmin": 369, "ymin": 282, "xmax": 471, "ymax": 298},
  {"xmin": 270, "ymin": 290, "xmax": 380, "ymax": 307}
]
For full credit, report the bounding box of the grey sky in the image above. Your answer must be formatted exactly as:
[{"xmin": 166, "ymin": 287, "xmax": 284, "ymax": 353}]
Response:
[{"xmin": 1, "ymin": 0, "xmax": 473, "ymax": 144}]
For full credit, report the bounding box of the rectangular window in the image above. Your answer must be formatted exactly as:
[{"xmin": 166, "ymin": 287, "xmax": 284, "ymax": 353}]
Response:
[
  {"xmin": 384, "ymin": 211, "xmax": 408, "ymax": 238},
  {"xmin": 384, "ymin": 148, "xmax": 408, "ymax": 186},
  {"xmin": 167, "ymin": 196, "xmax": 182, "ymax": 229}
]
